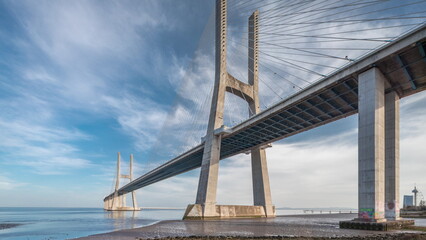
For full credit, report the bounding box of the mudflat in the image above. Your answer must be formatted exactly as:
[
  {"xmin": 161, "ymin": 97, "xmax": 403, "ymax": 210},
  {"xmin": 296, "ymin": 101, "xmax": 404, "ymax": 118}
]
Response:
[{"xmin": 73, "ymin": 214, "xmax": 426, "ymax": 240}]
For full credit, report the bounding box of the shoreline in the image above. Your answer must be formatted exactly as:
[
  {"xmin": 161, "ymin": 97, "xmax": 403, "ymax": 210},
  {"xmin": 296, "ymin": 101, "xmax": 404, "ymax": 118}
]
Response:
[
  {"xmin": 73, "ymin": 214, "xmax": 426, "ymax": 240},
  {"xmin": 136, "ymin": 234, "xmax": 426, "ymax": 240}
]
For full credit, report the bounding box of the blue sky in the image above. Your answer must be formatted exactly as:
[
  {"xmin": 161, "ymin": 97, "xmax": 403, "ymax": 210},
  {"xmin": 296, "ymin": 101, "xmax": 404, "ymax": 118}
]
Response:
[{"xmin": 0, "ymin": 0, "xmax": 425, "ymax": 209}]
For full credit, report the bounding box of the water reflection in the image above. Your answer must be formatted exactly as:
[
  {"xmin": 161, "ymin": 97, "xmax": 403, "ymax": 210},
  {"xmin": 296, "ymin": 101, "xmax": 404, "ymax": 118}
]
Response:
[
  {"xmin": 0, "ymin": 208, "xmax": 185, "ymax": 240},
  {"xmin": 104, "ymin": 210, "xmax": 141, "ymax": 231}
]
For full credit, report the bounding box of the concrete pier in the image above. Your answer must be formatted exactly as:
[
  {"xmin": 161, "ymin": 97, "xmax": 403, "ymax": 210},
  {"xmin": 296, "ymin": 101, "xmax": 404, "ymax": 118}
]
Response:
[
  {"xmin": 385, "ymin": 91, "xmax": 400, "ymax": 220},
  {"xmin": 357, "ymin": 67, "xmax": 386, "ymax": 223},
  {"xmin": 248, "ymin": 10, "xmax": 274, "ymax": 217},
  {"xmin": 251, "ymin": 148, "xmax": 274, "ymax": 216},
  {"xmin": 191, "ymin": 0, "xmax": 228, "ymax": 218},
  {"xmin": 184, "ymin": 0, "xmax": 275, "ymax": 219},
  {"xmin": 340, "ymin": 68, "xmax": 413, "ymax": 230}
]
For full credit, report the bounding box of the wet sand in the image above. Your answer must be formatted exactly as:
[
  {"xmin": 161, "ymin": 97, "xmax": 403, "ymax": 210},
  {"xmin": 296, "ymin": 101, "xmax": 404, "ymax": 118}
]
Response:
[
  {"xmin": 0, "ymin": 223, "xmax": 21, "ymax": 230},
  {"xmin": 73, "ymin": 214, "xmax": 426, "ymax": 240}
]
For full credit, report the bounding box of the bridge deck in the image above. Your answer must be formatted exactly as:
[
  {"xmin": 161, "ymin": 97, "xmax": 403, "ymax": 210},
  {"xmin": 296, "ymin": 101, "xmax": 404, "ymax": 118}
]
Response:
[{"xmin": 106, "ymin": 24, "xmax": 426, "ymax": 200}]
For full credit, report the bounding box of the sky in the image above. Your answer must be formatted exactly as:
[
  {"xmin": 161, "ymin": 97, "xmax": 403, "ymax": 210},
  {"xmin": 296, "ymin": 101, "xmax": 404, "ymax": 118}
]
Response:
[{"xmin": 0, "ymin": 0, "xmax": 425, "ymax": 209}]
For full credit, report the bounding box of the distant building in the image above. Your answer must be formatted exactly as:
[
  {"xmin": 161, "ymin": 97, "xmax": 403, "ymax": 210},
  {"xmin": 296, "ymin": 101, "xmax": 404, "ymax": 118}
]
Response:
[{"xmin": 403, "ymin": 195, "xmax": 414, "ymax": 208}]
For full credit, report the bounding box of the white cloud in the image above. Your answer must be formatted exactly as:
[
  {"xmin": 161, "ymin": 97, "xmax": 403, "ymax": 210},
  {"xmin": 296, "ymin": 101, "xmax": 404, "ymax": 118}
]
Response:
[
  {"xmin": 0, "ymin": 119, "xmax": 93, "ymax": 174},
  {"xmin": 0, "ymin": 0, "xmax": 181, "ymax": 156},
  {"xmin": 0, "ymin": 175, "xmax": 27, "ymax": 190},
  {"xmin": 101, "ymin": 95, "xmax": 169, "ymax": 150},
  {"xmin": 0, "ymin": 120, "xmax": 90, "ymax": 144},
  {"xmin": 19, "ymin": 157, "xmax": 92, "ymax": 175},
  {"xmin": 13, "ymin": 0, "xmax": 167, "ymax": 66}
]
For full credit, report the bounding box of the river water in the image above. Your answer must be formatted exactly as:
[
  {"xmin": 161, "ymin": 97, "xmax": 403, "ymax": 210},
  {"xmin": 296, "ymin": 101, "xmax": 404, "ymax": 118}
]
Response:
[{"xmin": 0, "ymin": 207, "xmax": 424, "ymax": 240}]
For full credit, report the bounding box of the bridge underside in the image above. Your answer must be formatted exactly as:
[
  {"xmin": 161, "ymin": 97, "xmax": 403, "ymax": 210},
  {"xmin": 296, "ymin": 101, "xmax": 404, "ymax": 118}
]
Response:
[
  {"xmin": 107, "ymin": 29, "xmax": 426, "ymax": 200},
  {"xmin": 221, "ymin": 41, "xmax": 426, "ymax": 157}
]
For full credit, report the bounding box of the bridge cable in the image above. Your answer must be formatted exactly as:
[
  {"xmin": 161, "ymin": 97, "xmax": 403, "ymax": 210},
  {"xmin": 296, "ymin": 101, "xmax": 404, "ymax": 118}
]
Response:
[
  {"xmin": 260, "ymin": 0, "xmax": 426, "ymax": 35},
  {"xmin": 260, "ymin": 0, "xmax": 381, "ymax": 25},
  {"xmin": 227, "ymin": 40, "xmax": 285, "ymax": 105},
  {"xmin": 228, "ymin": 40, "xmax": 308, "ymax": 89}
]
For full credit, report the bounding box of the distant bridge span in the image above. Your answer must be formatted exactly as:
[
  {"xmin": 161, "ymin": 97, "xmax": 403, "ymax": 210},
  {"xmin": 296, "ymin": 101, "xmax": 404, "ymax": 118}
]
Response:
[{"xmin": 107, "ymin": 24, "xmax": 426, "ymax": 198}]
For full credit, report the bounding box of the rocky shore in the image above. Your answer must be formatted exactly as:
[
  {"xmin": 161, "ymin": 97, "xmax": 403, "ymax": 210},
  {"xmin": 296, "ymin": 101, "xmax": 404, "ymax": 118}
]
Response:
[
  {"xmin": 136, "ymin": 234, "xmax": 426, "ymax": 240},
  {"xmin": 0, "ymin": 223, "xmax": 21, "ymax": 230}
]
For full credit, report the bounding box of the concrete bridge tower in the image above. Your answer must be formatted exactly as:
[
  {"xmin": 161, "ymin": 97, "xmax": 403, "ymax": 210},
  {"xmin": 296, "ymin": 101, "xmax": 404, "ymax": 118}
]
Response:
[
  {"xmin": 104, "ymin": 152, "xmax": 140, "ymax": 211},
  {"xmin": 184, "ymin": 0, "xmax": 275, "ymax": 219}
]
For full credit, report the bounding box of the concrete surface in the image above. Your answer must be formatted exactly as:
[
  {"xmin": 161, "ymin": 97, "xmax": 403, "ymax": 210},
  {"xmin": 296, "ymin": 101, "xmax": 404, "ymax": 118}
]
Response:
[
  {"xmin": 193, "ymin": 0, "xmax": 228, "ymax": 218},
  {"xmin": 340, "ymin": 219, "xmax": 414, "ymax": 231},
  {"xmin": 183, "ymin": 204, "xmax": 272, "ymax": 219},
  {"xmin": 385, "ymin": 91, "xmax": 400, "ymax": 220},
  {"xmin": 357, "ymin": 67, "xmax": 386, "ymax": 222},
  {"xmin": 248, "ymin": 9, "xmax": 274, "ymax": 218}
]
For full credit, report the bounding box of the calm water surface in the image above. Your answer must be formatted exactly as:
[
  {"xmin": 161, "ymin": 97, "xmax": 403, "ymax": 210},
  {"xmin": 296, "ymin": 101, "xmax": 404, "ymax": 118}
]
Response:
[
  {"xmin": 0, "ymin": 207, "xmax": 184, "ymax": 240},
  {"xmin": 0, "ymin": 207, "xmax": 424, "ymax": 240}
]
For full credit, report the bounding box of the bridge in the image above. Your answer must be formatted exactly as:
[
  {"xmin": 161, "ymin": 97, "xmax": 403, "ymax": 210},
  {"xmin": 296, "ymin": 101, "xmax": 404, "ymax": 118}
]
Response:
[{"xmin": 104, "ymin": 0, "xmax": 426, "ymax": 225}]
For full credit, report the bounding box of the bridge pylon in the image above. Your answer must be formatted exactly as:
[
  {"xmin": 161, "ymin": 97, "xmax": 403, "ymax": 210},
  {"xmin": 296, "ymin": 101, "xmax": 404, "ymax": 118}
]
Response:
[
  {"xmin": 184, "ymin": 0, "xmax": 275, "ymax": 219},
  {"xmin": 103, "ymin": 152, "xmax": 140, "ymax": 211}
]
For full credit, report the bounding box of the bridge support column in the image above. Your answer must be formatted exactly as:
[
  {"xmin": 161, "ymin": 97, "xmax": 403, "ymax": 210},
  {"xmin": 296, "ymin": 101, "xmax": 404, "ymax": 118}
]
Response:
[
  {"xmin": 103, "ymin": 153, "xmax": 140, "ymax": 211},
  {"xmin": 251, "ymin": 148, "xmax": 274, "ymax": 216},
  {"xmin": 110, "ymin": 193, "xmax": 125, "ymax": 210},
  {"xmin": 385, "ymin": 91, "xmax": 400, "ymax": 220},
  {"xmin": 195, "ymin": 134, "xmax": 222, "ymax": 217},
  {"xmin": 357, "ymin": 67, "xmax": 386, "ymax": 222},
  {"xmin": 186, "ymin": 0, "xmax": 227, "ymax": 219},
  {"xmin": 183, "ymin": 0, "xmax": 274, "ymax": 220},
  {"xmin": 249, "ymin": 10, "xmax": 274, "ymax": 217},
  {"xmin": 340, "ymin": 69, "xmax": 414, "ymax": 230}
]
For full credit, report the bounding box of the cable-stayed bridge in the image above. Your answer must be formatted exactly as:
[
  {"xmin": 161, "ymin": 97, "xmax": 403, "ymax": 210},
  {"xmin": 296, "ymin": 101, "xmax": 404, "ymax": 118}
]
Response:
[{"xmin": 104, "ymin": 0, "xmax": 426, "ymax": 226}]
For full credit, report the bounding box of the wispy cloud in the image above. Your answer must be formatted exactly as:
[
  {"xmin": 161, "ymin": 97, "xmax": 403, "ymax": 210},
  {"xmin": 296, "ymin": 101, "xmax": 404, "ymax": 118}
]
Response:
[
  {"xmin": 0, "ymin": 175, "xmax": 27, "ymax": 190},
  {"xmin": 101, "ymin": 95, "xmax": 168, "ymax": 151},
  {"xmin": 0, "ymin": 0, "xmax": 182, "ymax": 158},
  {"xmin": 0, "ymin": 119, "xmax": 92, "ymax": 174}
]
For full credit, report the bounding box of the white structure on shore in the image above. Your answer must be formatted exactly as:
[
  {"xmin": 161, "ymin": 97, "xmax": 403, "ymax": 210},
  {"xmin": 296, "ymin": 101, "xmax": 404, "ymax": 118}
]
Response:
[{"xmin": 104, "ymin": 153, "xmax": 140, "ymax": 211}]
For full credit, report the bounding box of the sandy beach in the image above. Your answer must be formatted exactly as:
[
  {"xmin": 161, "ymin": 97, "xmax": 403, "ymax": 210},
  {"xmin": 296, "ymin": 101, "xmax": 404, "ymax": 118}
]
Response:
[{"xmin": 73, "ymin": 214, "xmax": 426, "ymax": 240}]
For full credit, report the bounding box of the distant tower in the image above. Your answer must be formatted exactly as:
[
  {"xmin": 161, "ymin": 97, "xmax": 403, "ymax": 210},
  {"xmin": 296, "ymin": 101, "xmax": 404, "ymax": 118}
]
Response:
[
  {"xmin": 412, "ymin": 186, "xmax": 419, "ymax": 207},
  {"xmin": 103, "ymin": 152, "xmax": 140, "ymax": 211}
]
